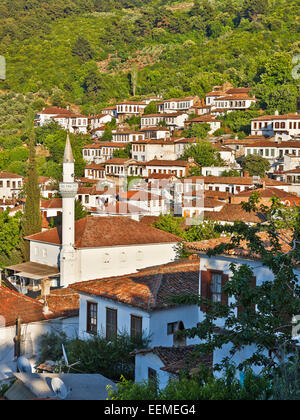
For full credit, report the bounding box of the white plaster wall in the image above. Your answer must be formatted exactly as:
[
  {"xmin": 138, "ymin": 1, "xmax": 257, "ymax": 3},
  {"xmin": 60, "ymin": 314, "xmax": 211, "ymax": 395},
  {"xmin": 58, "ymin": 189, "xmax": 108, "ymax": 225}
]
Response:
[
  {"xmin": 0, "ymin": 316, "xmax": 78, "ymax": 377},
  {"xmin": 30, "ymin": 241, "xmax": 61, "ymax": 267},
  {"xmin": 135, "ymin": 353, "xmax": 172, "ymax": 389},
  {"xmin": 78, "ymin": 294, "xmax": 150, "ymax": 341},
  {"xmin": 76, "ymin": 242, "xmax": 179, "ymax": 283},
  {"xmin": 149, "ymin": 306, "xmax": 201, "ymax": 347}
]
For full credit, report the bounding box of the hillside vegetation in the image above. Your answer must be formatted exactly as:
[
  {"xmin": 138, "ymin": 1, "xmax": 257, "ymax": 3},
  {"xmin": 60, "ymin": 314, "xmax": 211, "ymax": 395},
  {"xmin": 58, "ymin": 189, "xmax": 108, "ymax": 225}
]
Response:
[{"xmin": 0, "ymin": 0, "xmax": 299, "ymax": 116}]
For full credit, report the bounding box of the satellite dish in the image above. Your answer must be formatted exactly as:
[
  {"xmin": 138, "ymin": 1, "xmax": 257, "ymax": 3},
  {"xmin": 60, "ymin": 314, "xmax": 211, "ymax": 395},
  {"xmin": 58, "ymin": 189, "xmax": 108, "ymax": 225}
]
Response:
[
  {"xmin": 17, "ymin": 356, "xmax": 32, "ymax": 373},
  {"xmin": 51, "ymin": 377, "xmax": 68, "ymax": 400},
  {"xmin": 61, "ymin": 344, "xmax": 80, "ymax": 373}
]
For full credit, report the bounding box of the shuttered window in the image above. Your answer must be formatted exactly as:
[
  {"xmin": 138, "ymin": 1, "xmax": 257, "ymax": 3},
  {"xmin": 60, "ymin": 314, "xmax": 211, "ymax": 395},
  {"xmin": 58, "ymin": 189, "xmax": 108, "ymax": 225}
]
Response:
[
  {"xmin": 201, "ymin": 270, "xmax": 229, "ymax": 312},
  {"xmin": 87, "ymin": 302, "xmax": 98, "ymax": 335},
  {"xmin": 106, "ymin": 308, "xmax": 117, "ymax": 339},
  {"xmin": 131, "ymin": 315, "xmax": 142, "ymax": 339}
]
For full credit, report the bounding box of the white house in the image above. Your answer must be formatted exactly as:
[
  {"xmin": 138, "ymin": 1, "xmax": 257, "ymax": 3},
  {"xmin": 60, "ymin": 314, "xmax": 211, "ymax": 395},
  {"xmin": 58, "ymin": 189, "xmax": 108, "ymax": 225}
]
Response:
[
  {"xmin": 0, "ymin": 286, "xmax": 78, "ymax": 378},
  {"xmin": 35, "ymin": 107, "xmax": 88, "ymax": 134},
  {"xmin": 244, "ymin": 140, "xmax": 300, "ymax": 176},
  {"xmin": 0, "ymin": 172, "xmax": 24, "ymax": 200},
  {"xmin": 72, "ymin": 259, "xmax": 201, "ymax": 348},
  {"xmin": 162, "ymin": 97, "xmax": 199, "ymax": 114},
  {"xmin": 116, "ymin": 101, "xmax": 147, "ymax": 122},
  {"xmin": 82, "ymin": 142, "xmax": 128, "ymax": 163},
  {"xmin": 251, "ymin": 113, "xmax": 300, "ymax": 140},
  {"xmin": 141, "ymin": 113, "xmax": 189, "ymax": 131},
  {"xmin": 88, "ymin": 114, "xmax": 112, "ymax": 130},
  {"xmin": 112, "ymin": 131, "xmax": 145, "ymax": 143}
]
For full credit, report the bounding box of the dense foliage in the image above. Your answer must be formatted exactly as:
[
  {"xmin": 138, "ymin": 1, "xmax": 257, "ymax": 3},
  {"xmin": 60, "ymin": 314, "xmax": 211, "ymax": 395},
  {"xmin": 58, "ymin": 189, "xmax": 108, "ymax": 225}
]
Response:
[
  {"xmin": 0, "ymin": 0, "xmax": 298, "ymax": 116},
  {"xmin": 108, "ymin": 364, "xmax": 271, "ymax": 400},
  {"xmin": 39, "ymin": 331, "xmax": 149, "ymax": 381}
]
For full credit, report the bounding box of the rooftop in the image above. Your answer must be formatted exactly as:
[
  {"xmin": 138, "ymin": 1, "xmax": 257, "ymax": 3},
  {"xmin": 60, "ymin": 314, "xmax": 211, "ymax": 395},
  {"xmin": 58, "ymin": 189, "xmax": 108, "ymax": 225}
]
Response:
[
  {"xmin": 134, "ymin": 346, "xmax": 213, "ymax": 375},
  {"xmin": 25, "ymin": 216, "xmax": 181, "ymax": 248},
  {"xmin": 71, "ymin": 259, "xmax": 200, "ymax": 312}
]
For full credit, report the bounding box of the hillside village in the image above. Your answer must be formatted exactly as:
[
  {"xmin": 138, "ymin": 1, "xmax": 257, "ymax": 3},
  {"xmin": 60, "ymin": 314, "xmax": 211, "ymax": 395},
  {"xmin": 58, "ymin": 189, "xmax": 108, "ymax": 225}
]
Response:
[{"xmin": 0, "ymin": 0, "xmax": 299, "ymax": 402}]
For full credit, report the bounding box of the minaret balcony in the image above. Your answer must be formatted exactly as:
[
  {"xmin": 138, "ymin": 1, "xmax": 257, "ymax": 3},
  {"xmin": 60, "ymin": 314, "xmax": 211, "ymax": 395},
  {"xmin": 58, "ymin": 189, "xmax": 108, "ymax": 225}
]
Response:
[{"xmin": 59, "ymin": 182, "xmax": 78, "ymax": 197}]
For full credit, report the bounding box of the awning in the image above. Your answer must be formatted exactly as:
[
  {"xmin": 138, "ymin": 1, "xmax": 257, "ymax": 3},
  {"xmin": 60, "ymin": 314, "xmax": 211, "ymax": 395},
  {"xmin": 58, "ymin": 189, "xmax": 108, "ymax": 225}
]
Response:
[{"xmin": 6, "ymin": 262, "xmax": 59, "ymax": 280}]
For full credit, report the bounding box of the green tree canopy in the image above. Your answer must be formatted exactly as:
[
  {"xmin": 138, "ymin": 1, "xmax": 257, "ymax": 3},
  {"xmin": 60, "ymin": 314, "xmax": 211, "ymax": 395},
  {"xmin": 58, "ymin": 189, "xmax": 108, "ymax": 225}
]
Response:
[{"xmin": 241, "ymin": 154, "xmax": 271, "ymax": 177}]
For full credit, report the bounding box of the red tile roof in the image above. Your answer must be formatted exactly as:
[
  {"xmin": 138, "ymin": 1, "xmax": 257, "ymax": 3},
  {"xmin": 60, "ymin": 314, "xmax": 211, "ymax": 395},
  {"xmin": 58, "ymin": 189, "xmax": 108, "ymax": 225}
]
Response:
[
  {"xmin": 134, "ymin": 346, "xmax": 213, "ymax": 374},
  {"xmin": 0, "ymin": 286, "xmax": 78, "ymax": 327},
  {"xmin": 0, "ymin": 172, "xmax": 24, "ymax": 179},
  {"xmin": 186, "ymin": 230, "xmax": 294, "ymax": 260},
  {"xmin": 40, "ymin": 199, "xmax": 62, "ymax": 209},
  {"xmin": 25, "ymin": 216, "xmax": 181, "ymax": 247},
  {"xmin": 83, "ymin": 142, "xmax": 127, "ymax": 149},
  {"xmin": 146, "ymin": 159, "xmax": 189, "ymax": 167},
  {"xmin": 205, "ymin": 203, "xmax": 265, "ymax": 223},
  {"xmin": 71, "ymin": 260, "xmax": 200, "ymax": 311},
  {"xmin": 252, "ymin": 113, "xmax": 300, "ymax": 121},
  {"xmin": 37, "ymin": 107, "xmax": 73, "ymax": 115}
]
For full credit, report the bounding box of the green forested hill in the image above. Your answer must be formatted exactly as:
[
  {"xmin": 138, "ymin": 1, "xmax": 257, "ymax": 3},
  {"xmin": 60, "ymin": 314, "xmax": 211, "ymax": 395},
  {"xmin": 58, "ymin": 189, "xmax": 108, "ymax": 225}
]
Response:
[{"xmin": 0, "ymin": 0, "xmax": 299, "ymax": 115}]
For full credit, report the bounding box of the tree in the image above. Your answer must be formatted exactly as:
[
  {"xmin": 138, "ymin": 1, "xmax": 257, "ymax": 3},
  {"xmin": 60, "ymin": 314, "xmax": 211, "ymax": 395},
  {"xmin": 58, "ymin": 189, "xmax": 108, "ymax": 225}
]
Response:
[
  {"xmin": 241, "ymin": 154, "xmax": 271, "ymax": 177},
  {"xmin": 0, "ymin": 209, "xmax": 22, "ymax": 267},
  {"xmin": 183, "ymin": 221, "xmax": 222, "ymax": 242},
  {"xmin": 144, "ymin": 101, "xmax": 158, "ymax": 115},
  {"xmin": 182, "ymin": 141, "xmax": 224, "ymax": 169},
  {"xmin": 221, "ymin": 169, "xmax": 240, "ymax": 177},
  {"xmin": 21, "ymin": 112, "xmax": 42, "ymax": 260},
  {"xmin": 154, "ymin": 213, "xmax": 184, "ymax": 237},
  {"xmin": 242, "ymin": 0, "xmax": 269, "ymax": 20},
  {"xmin": 130, "ymin": 63, "xmax": 138, "ymax": 96},
  {"xmin": 72, "ymin": 36, "xmax": 94, "ymax": 63},
  {"xmin": 108, "ymin": 364, "xmax": 271, "ymax": 400},
  {"xmin": 113, "ymin": 143, "xmax": 131, "ymax": 159},
  {"xmin": 182, "ymin": 123, "xmax": 210, "ymax": 139}
]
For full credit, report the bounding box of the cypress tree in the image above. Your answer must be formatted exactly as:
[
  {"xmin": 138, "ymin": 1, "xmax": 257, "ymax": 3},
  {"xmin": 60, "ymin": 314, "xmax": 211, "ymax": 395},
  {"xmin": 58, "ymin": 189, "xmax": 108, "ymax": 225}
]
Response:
[{"xmin": 21, "ymin": 112, "xmax": 42, "ymax": 260}]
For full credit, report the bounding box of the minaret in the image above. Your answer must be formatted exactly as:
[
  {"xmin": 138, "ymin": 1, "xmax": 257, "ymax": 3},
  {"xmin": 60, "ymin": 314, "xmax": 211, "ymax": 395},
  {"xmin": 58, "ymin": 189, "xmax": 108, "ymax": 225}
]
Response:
[{"xmin": 59, "ymin": 135, "xmax": 78, "ymax": 287}]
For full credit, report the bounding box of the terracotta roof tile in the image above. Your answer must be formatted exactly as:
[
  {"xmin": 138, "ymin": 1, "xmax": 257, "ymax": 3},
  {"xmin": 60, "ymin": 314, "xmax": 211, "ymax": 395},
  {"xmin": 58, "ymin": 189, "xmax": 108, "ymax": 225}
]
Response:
[
  {"xmin": 205, "ymin": 203, "xmax": 265, "ymax": 223},
  {"xmin": 134, "ymin": 346, "xmax": 213, "ymax": 374},
  {"xmin": 71, "ymin": 260, "xmax": 200, "ymax": 311},
  {"xmin": 25, "ymin": 216, "xmax": 181, "ymax": 247}
]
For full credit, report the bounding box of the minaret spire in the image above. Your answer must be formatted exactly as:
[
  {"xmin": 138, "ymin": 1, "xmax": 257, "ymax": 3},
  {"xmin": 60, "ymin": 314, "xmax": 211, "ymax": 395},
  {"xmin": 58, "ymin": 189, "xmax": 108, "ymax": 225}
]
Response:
[
  {"xmin": 64, "ymin": 134, "xmax": 74, "ymax": 163},
  {"xmin": 59, "ymin": 135, "xmax": 78, "ymax": 287}
]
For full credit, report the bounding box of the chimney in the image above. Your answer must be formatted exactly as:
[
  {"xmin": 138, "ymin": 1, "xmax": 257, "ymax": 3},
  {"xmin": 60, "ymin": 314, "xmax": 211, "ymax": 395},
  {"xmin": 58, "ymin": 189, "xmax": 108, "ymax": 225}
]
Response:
[
  {"xmin": 41, "ymin": 277, "xmax": 51, "ymax": 299},
  {"xmin": 244, "ymin": 171, "xmax": 250, "ymax": 178},
  {"xmin": 42, "ymin": 298, "xmax": 53, "ymax": 316},
  {"xmin": 275, "ymin": 110, "xmax": 279, "ymax": 116}
]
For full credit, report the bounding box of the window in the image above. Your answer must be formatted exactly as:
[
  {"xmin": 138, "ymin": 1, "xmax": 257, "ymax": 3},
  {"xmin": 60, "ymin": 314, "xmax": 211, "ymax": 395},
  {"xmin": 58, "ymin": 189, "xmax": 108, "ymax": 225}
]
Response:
[
  {"xmin": 106, "ymin": 308, "xmax": 117, "ymax": 339},
  {"xmin": 200, "ymin": 270, "xmax": 229, "ymax": 311},
  {"xmin": 211, "ymin": 273, "xmax": 222, "ymax": 302},
  {"xmin": 167, "ymin": 322, "xmax": 178, "ymax": 335},
  {"xmin": 87, "ymin": 302, "xmax": 98, "ymax": 334},
  {"xmin": 148, "ymin": 368, "xmax": 157, "ymax": 381},
  {"xmin": 131, "ymin": 315, "xmax": 142, "ymax": 339}
]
